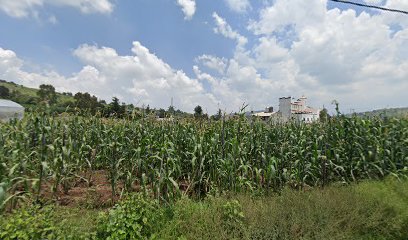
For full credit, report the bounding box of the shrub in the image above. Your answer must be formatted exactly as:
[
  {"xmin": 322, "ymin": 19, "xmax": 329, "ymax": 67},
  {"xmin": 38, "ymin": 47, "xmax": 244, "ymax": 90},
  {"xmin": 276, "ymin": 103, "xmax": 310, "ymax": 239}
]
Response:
[
  {"xmin": 96, "ymin": 193, "xmax": 164, "ymax": 240},
  {"xmin": 222, "ymin": 200, "xmax": 246, "ymax": 235},
  {"xmin": 0, "ymin": 205, "xmax": 58, "ymax": 240}
]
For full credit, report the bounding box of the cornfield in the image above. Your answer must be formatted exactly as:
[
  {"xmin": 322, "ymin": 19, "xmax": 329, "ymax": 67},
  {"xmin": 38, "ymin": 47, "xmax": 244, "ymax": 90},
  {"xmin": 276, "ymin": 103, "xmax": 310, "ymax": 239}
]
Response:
[{"xmin": 1, "ymin": 112, "xmax": 407, "ymax": 209}]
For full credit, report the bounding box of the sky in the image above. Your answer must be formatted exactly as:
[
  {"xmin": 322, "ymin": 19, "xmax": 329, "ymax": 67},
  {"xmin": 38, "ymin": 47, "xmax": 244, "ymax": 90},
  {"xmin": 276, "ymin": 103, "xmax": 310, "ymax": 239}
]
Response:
[{"xmin": 0, "ymin": 0, "xmax": 407, "ymax": 114}]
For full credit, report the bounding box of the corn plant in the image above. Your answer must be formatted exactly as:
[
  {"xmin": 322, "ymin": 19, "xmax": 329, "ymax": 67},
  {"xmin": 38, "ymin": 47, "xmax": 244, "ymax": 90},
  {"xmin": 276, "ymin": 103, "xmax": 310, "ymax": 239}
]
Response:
[{"xmin": 0, "ymin": 111, "xmax": 407, "ymax": 211}]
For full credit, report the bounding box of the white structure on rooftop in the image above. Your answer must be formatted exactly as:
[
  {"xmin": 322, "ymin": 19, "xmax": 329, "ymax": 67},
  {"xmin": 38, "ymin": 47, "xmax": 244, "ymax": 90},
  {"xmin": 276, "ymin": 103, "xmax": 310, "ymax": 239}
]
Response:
[
  {"xmin": 278, "ymin": 96, "xmax": 320, "ymax": 123},
  {"xmin": 251, "ymin": 106, "xmax": 277, "ymax": 121},
  {"xmin": 0, "ymin": 99, "xmax": 24, "ymax": 122},
  {"xmin": 252, "ymin": 96, "xmax": 320, "ymax": 123}
]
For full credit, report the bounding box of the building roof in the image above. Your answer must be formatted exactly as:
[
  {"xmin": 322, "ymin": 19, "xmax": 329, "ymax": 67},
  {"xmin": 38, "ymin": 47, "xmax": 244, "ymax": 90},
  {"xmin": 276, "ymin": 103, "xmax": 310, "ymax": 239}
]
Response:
[
  {"xmin": 252, "ymin": 112, "xmax": 276, "ymax": 117},
  {"xmin": 0, "ymin": 99, "xmax": 24, "ymax": 109},
  {"xmin": 293, "ymin": 110, "xmax": 314, "ymax": 114}
]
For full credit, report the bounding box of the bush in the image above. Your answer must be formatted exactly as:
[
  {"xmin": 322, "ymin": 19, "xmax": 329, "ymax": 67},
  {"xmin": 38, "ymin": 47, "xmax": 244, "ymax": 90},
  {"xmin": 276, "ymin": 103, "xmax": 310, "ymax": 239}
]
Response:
[
  {"xmin": 0, "ymin": 205, "xmax": 58, "ymax": 240},
  {"xmin": 96, "ymin": 193, "xmax": 165, "ymax": 240},
  {"xmin": 222, "ymin": 200, "xmax": 246, "ymax": 236}
]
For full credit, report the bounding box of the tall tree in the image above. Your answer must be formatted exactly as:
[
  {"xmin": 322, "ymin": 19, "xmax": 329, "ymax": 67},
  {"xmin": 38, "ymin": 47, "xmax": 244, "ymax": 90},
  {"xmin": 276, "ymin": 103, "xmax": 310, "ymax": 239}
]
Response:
[
  {"xmin": 74, "ymin": 92, "xmax": 101, "ymax": 114},
  {"xmin": 319, "ymin": 108, "xmax": 330, "ymax": 122},
  {"xmin": 194, "ymin": 105, "xmax": 203, "ymax": 119},
  {"xmin": 168, "ymin": 105, "xmax": 175, "ymax": 116},
  {"xmin": 212, "ymin": 109, "xmax": 222, "ymax": 121},
  {"xmin": 0, "ymin": 86, "xmax": 10, "ymax": 98},
  {"xmin": 108, "ymin": 97, "xmax": 123, "ymax": 117},
  {"xmin": 37, "ymin": 84, "xmax": 57, "ymax": 105},
  {"xmin": 157, "ymin": 108, "xmax": 166, "ymax": 118}
]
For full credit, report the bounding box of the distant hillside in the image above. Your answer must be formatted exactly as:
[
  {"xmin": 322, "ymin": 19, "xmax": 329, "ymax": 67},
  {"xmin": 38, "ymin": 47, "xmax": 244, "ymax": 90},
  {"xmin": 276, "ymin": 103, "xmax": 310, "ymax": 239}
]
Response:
[
  {"xmin": 352, "ymin": 107, "xmax": 408, "ymax": 118},
  {"xmin": 0, "ymin": 80, "xmax": 192, "ymax": 118},
  {"xmin": 0, "ymin": 79, "xmax": 74, "ymax": 107}
]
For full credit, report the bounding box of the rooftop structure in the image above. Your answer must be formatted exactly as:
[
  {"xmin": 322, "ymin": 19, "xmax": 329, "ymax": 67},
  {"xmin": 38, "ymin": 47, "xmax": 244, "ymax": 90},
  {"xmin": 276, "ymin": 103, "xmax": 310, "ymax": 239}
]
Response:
[
  {"xmin": 0, "ymin": 99, "xmax": 25, "ymax": 122},
  {"xmin": 253, "ymin": 96, "xmax": 320, "ymax": 123}
]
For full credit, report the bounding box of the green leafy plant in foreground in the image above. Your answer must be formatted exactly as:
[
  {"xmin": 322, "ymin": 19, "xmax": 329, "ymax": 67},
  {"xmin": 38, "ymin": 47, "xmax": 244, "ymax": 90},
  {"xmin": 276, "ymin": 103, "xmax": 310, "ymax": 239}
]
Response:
[
  {"xmin": 96, "ymin": 192, "xmax": 164, "ymax": 240},
  {"xmin": 222, "ymin": 200, "xmax": 246, "ymax": 234},
  {"xmin": 0, "ymin": 205, "xmax": 57, "ymax": 240}
]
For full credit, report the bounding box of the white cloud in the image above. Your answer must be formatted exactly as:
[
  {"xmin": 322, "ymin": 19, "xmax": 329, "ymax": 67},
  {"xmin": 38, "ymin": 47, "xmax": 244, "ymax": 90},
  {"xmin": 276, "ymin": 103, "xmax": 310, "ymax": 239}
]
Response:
[
  {"xmin": 1, "ymin": 0, "xmax": 408, "ymax": 114},
  {"xmin": 248, "ymin": 0, "xmax": 326, "ymax": 35},
  {"xmin": 363, "ymin": 0, "xmax": 384, "ymax": 4},
  {"xmin": 48, "ymin": 15, "xmax": 58, "ymax": 24},
  {"xmin": 224, "ymin": 0, "xmax": 251, "ymax": 13},
  {"xmin": 212, "ymin": 12, "xmax": 248, "ymax": 48},
  {"xmin": 195, "ymin": 55, "xmax": 227, "ymax": 74},
  {"xmin": 200, "ymin": 0, "xmax": 408, "ymax": 113},
  {"xmin": 176, "ymin": 0, "xmax": 196, "ymax": 20},
  {"xmin": 0, "ymin": 0, "xmax": 114, "ymax": 18},
  {"xmin": 0, "ymin": 43, "xmax": 219, "ymax": 113}
]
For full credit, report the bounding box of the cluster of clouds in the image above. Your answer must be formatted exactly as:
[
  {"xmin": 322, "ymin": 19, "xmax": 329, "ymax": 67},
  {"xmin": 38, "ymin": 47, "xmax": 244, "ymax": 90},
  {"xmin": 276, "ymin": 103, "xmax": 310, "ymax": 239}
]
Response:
[
  {"xmin": 1, "ymin": 0, "xmax": 408, "ymax": 113},
  {"xmin": 0, "ymin": 0, "xmax": 253, "ymax": 20},
  {"xmin": 175, "ymin": 0, "xmax": 251, "ymax": 20},
  {"xmin": 0, "ymin": 0, "xmax": 113, "ymax": 19},
  {"xmin": 176, "ymin": 0, "xmax": 196, "ymax": 20},
  {"xmin": 0, "ymin": 43, "xmax": 217, "ymax": 111}
]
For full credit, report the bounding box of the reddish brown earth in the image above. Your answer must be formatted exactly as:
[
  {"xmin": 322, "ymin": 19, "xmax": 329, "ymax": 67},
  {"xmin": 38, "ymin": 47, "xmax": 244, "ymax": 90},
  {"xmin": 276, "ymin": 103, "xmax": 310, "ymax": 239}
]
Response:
[
  {"xmin": 40, "ymin": 170, "xmax": 120, "ymax": 208},
  {"xmin": 36, "ymin": 172, "xmax": 194, "ymax": 208}
]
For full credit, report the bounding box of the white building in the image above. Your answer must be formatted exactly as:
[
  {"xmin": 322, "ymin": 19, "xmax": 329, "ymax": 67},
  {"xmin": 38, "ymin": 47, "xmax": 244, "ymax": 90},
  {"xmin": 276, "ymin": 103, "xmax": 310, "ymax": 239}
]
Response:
[
  {"xmin": 0, "ymin": 99, "xmax": 24, "ymax": 122},
  {"xmin": 252, "ymin": 96, "xmax": 320, "ymax": 123},
  {"xmin": 278, "ymin": 96, "xmax": 320, "ymax": 123},
  {"xmin": 251, "ymin": 107, "xmax": 277, "ymax": 121}
]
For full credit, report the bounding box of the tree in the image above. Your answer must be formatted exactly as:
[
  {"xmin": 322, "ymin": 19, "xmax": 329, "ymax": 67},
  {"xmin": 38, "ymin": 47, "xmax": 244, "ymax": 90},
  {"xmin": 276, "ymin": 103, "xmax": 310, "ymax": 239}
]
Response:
[
  {"xmin": 0, "ymin": 86, "xmax": 10, "ymax": 98},
  {"xmin": 331, "ymin": 100, "xmax": 341, "ymax": 116},
  {"xmin": 168, "ymin": 105, "xmax": 175, "ymax": 116},
  {"xmin": 37, "ymin": 84, "xmax": 57, "ymax": 105},
  {"xmin": 157, "ymin": 108, "xmax": 166, "ymax": 118},
  {"xmin": 108, "ymin": 97, "xmax": 126, "ymax": 117},
  {"xmin": 211, "ymin": 109, "xmax": 222, "ymax": 121},
  {"xmin": 319, "ymin": 108, "xmax": 330, "ymax": 122},
  {"xmin": 145, "ymin": 105, "xmax": 151, "ymax": 114},
  {"xmin": 74, "ymin": 92, "xmax": 101, "ymax": 114},
  {"xmin": 110, "ymin": 97, "xmax": 120, "ymax": 115},
  {"xmin": 194, "ymin": 105, "xmax": 203, "ymax": 118}
]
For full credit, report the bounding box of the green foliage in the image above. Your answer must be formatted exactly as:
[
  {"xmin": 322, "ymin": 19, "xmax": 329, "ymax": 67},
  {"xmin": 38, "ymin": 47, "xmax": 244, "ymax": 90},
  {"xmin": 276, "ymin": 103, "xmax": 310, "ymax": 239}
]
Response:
[
  {"xmin": 211, "ymin": 109, "xmax": 223, "ymax": 121},
  {"xmin": 0, "ymin": 80, "xmax": 76, "ymax": 110},
  {"xmin": 222, "ymin": 200, "xmax": 246, "ymax": 237},
  {"xmin": 157, "ymin": 108, "xmax": 166, "ymax": 118},
  {"xmin": 96, "ymin": 193, "xmax": 164, "ymax": 240},
  {"xmin": 107, "ymin": 96, "xmax": 126, "ymax": 117},
  {"xmin": 194, "ymin": 105, "xmax": 203, "ymax": 119},
  {"xmin": 156, "ymin": 179, "xmax": 408, "ymax": 240},
  {"xmin": 0, "ymin": 86, "xmax": 10, "ymax": 98},
  {"xmin": 0, "ymin": 205, "xmax": 58, "ymax": 240},
  {"xmin": 74, "ymin": 92, "xmax": 102, "ymax": 114},
  {"xmin": 155, "ymin": 197, "xmax": 227, "ymax": 239},
  {"xmin": 52, "ymin": 207, "xmax": 99, "ymax": 240},
  {"xmin": 1, "ymin": 111, "xmax": 408, "ymax": 209},
  {"xmin": 37, "ymin": 84, "xmax": 58, "ymax": 105},
  {"xmin": 0, "ymin": 180, "xmax": 407, "ymax": 239},
  {"xmin": 319, "ymin": 108, "xmax": 330, "ymax": 122}
]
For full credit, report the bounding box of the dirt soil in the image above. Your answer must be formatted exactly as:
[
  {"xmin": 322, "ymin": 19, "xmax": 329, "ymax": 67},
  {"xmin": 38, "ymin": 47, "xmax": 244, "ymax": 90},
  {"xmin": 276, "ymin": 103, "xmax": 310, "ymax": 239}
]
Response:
[{"xmin": 41, "ymin": 170, "xmax": 121, "ymax": 208}]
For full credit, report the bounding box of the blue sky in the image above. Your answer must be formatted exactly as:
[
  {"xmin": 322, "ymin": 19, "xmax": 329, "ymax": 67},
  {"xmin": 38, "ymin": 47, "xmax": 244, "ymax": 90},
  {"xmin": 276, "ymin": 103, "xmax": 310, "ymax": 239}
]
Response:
[{"xmin": 0, "ymin": 0, "xmax": 407, "ymax": 114}]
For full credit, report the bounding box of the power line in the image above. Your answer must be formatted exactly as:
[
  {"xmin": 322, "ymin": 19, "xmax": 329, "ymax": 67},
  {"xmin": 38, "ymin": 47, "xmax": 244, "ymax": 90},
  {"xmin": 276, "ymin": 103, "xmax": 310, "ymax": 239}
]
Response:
[{"xmin": 329, "ymin": 0, "xmax": 408, "ymax": 15}]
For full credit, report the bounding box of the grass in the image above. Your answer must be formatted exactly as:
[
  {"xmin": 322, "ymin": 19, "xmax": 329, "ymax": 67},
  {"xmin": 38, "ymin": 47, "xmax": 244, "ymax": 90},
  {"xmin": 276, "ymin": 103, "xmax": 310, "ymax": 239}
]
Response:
[
  {"xmin": 155, "ymin": 178, "xmax": 408, "ymax": 239},
  {"xmin": 1, "ymin": 178, "xmax": 407, "ymax": 239},
  {"xmin": 0, "ymin": 80, "xmax": 74, "ymax": 104},
  {"xmin": 52, "ymin": 207, "xmax": 101, "ymax": 238},
  {"xmin": 0, "ymin": 81, "xmax": 39, "ymax": 98}
]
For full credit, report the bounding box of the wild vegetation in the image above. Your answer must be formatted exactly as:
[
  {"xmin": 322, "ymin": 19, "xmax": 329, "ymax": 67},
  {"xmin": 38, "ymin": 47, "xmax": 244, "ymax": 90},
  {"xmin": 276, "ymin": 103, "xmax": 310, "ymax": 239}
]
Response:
[
  {"xmin": 1, "ymin": 110, "xmax": 407, "ymax": 210},
  {"xmin": 1, "ymin": 179, "xmax": 407, "ymax": 239},
  {"xmin": 0, "ymin": 80, "xmax": 191, "ymax": 118},
  {"xmin": 1, "ymin": 82, "xmax": 408, "ymax": 239}
]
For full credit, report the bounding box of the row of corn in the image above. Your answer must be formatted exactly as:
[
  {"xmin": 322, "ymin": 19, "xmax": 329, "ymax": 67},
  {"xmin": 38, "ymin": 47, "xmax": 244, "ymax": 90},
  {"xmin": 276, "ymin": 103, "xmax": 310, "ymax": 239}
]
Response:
[{"xmin": 1, "ymin": 112, "xmax": 407, "ymax": 209}]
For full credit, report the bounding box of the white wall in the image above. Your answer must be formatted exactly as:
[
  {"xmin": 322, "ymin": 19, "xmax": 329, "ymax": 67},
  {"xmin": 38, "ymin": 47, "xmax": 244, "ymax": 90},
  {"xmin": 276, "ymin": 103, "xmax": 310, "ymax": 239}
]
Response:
[{"xmin": 279, "ymin": 97, "xmax": 291, "ymax": 122}]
